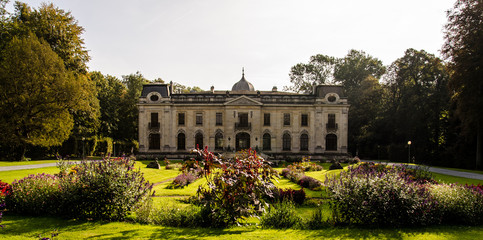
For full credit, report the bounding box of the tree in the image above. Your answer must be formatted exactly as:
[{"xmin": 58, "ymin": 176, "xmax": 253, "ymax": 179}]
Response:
[
  {"xmin": 442, "ymin": 0, "xmax": 483, "ymax": 169},
  {"xmin": 334, "ymin": 50, "xmax": 386, "ymax": 157},
  {"xmin": 383, "ymin": 49, "xmax": 450, "ymax": 163},
  {"xmin": 0, "ymin": 34, "xmax": 88, "ymax": 160},
  {"xmin": 285, "ymin": 54, "xmax": 337, "ymax": 93},
  {"xmin": 172, "ymin": 82, "xmax": 203, "ymax": 93}
]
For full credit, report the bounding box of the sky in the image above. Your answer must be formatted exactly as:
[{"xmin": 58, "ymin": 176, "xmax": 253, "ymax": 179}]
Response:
[{"xmin": 8, "ymin": 0, "xmax": 456, "ymax": 91}]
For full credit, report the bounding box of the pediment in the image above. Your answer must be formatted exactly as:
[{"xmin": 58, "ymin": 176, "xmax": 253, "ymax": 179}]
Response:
[{"xmin": 224, "ymin": 96, "xmax": 262, "ymax": 106}]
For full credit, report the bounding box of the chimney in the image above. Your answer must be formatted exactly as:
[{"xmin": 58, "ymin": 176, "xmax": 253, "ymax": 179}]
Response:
[
  {"xmin": 210, "ymin": 86, "xmax": 215, "ymax": 93},
  {"xmin": 272, "ymin": 86, "xmax": 278, "ymax": 92}
]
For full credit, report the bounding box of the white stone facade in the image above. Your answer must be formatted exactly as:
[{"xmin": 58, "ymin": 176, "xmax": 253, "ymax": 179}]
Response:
[{"xmin": 138, "ymin": 77, "xmax": 349, "ymax": 159}]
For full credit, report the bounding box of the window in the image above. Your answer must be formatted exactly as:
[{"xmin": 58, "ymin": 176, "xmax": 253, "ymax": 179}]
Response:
[
  {"xmin": 196, "ymin": 113, "xmax": 203, "ymax": 125},
  {"xmin": 326, "ymin": 134, "xmax": 337, "ymax": 151},
  {"xmin": 238, "ymin": 113, "xmax": 248, "ymax": 126},
  {"xmin": 282, "ymin": 133, "xmax": 291, "ymax": 151},
  {"xmin": 283, "ymin": 113, "xmax": 290, "ymax": 126},
  {"xmin": 178, "ymin": 113, "xmax": 185, "ymax": 126},
  {"xmin": 264, "ymin": 113, "xmax": 270, "ymax": 126},
  {"xmin": 215, "ymin": 132, "xmax": 223, "ymax": 150},
  {"xmin": 195, "ymin": 132, "xmax": 203, "ymax": 149},
  {"xmin": 216, "ymin": 113, "xmax": 223, "ymax": 126},
  {"xmin": 263, "ymin": 133, "xmax": 271, "ymax": 151},
  {"xmin": 149, "ymin": 133, "xmax": 160, "ymax": 150},
  {"xmin": 150, "ymin": 94, "xmax": 159, "ymax": 102},
  {"xmin": 150, "ymin": 112, "xmax": 159, "ymax": 129},
  {"xmin": 300, "ymin": 133, "xmax": 309, "ymax": 151},
  {"xmin": 328, "ymin": 114, "xmax": 336, "ymax": 128},
  {"xmin": 301, "ymin": 114, "xmax": 308, "ymax": 126},
  {"xmin": 177, "ymin": 132, "xmax": 186, "ymax": 150}
]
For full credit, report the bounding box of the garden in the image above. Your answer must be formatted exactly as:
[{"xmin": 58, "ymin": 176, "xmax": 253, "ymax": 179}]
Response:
[{"xmin": 0, "ymin": 149, "xmax": 483, "ymax": 239}]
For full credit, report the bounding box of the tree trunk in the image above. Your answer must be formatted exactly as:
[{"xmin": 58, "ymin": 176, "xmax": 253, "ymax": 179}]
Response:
[{"xmin": 477, "ymin": 119, "xmax": 482, "ymax": 170}]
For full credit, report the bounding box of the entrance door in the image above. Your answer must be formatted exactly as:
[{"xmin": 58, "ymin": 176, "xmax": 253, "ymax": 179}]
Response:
[{"xmin": 236, "ymin": 132, "xmax": 250, "ymax": 151}]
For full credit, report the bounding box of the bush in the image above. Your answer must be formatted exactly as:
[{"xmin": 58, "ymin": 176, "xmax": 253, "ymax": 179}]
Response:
[
  {"xmin": 305, "ymin": 206, "xmax": 330, "ymax": 229},
  {"xmin": 168, "ymin": 173, "xmax": 197, "ymax": 188},
  {"xmin": 325, "ymin": 169, "xmax": 439, "ymax": 227},
  {"xmin": 430, "ymin": 184, "xmax": 483, "ymax": 225},
  {"xmin": 297, "ymin": 176, "xmax": 322, "ymax": 190},
  {"xmin": 59, "ymin": 157, "xmax": 153, "ymax": 221},
  {"xmin": 260, "ymin": 201, "xmax": 301, "ymax": 229},
  {"xmin": 0, "ymin": 180, "xmax": 11, "ymax": 228},
  {"xmin": 7, "ymin": 174, "xmax": 61, "ymax": 216},
  {"xmin": 153, "ymin": 205, "xmax": 202, "ymax": 227},
  {"xmin": 329, "ymin": 161, "xmax": 343, "ymax": 170},
  {"xmin": 271, "ymin": 188, "xmax": 306, "ymax": 205},
  {"xmin": 195, "ymin": 148, "xmax": 278, "ymax": 227}
]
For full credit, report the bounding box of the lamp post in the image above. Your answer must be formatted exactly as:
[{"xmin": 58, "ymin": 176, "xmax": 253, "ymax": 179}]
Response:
[
  {"xmin": 407, "ymin": 141, "xmax": 412, "ymax": 164},
  {"xmin": 82, "ymin": 137, "xmax": 85, "ymax": 160},
  {"xmin": 113, "ymin": 141, "xmax": 116, "ymax": 158}
]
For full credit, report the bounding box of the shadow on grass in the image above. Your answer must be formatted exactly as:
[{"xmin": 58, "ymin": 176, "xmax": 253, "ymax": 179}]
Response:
[{"xmin": 3, "ymin": 214, "xmax": 483, "ymax": 240}]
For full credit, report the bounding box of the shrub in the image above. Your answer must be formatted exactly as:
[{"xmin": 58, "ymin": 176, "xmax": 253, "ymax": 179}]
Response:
[
  {"xmin": 260, "ymin": 201, "xmax": 301, "ymax": 229},
  {"xmin": 325, "ymin": 169, "xmax": 439, "ymax": 227},
  {"xmin": 168, "ymin": 173, "xmax": 197, "ymax": 188},
  {"xmin": 305, "ymin": 206, "xmax": 330, "ymax": 229},
  {"xmin": 0, "ymin": 180, "xmax": 11, "ymax": 228},
  {"xmin": 59, "ymin": 157, "xmax": 153, "ymax": 221},
  {"xmin": 152, "ymin": 205, "xmax": 202, "ymax": 227},
  {"xmin": 329, "ymin": 161, "xmax": 343, "ymax": 170},
  {"xmin": 195, "ymin": 148, "xmax": 278, "ymax": 227},
  {"xmin": 272, "ymin": 188, "xmax": 306, "ymax": 205},
  {"xmin": 297, "ymin": 176, "xmax": 322, "ymax": 190},
  {"xmin": 7, "ymin": 174, "xmax": 61, "ymax": 216},
  {"xmin": 430, "ymin": 184, "xmax": 483, "ymax": 225}
]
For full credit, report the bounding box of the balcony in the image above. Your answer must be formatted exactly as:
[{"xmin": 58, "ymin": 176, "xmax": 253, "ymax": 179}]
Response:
[
  {"xmin": 326, "ymin": 123, "xmax": 338, "ymax": 131},
  {"xmin": 149, "ymin": 122, "xmax": 160, "ymax": 130},
  {"xmin": 235, "ymin": 122, "xmax": 251, "ymax": 131}
]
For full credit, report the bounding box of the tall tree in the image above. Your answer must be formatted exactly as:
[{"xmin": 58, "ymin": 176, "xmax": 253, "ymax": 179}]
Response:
[
  {"xmin": 334, "ymin": 50, "xmax": 386, "ymax": 157},
  {"xmin": 0, "ymin": 34, "xmax": 88, "ymax": 160},
  {"xmin": 285, "ymin": 54, "xmax": 337, "ymax": 93},
  {"xmin": 442, "ymin": 0, "xmax": 483, "ymax": 169},
  {"xmin": 383, "ymin": 49, "xmax": 450, "ymax": 163}
]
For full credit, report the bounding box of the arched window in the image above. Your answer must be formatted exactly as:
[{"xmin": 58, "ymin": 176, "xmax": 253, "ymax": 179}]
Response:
[
  {"xmin": 300, "ymin": 133, "xmax": 309, "ymax": 151},
  {"xmin": 215, "ymin": 132, "xmax": 223, "ymax": 150},
  {"xmin": 263, "ymin": 133, "xmax": 271, "ymax": 151},
  {"xmin": 326, "ymin": 134, "xmax": 337, "ymax": 151},
  {"xmin": 149, "ymin": 133, "xmax": 160, "ymax": 150},
  {"xmin": 177, "ymin": 132, "xmax": 186, "ymax": 150},
  {"xmin": 195, "ymin": 132, "xmax": 204, "ymax": 149},
  {"xmin": 282, "ymin": 133, "xmax": 291, "ymax": 151}
]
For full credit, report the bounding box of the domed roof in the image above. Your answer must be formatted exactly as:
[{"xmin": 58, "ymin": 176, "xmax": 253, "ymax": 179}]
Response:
[{"xmin": 231, "ymin": 69, "xmax": 254, "ymax": 91}]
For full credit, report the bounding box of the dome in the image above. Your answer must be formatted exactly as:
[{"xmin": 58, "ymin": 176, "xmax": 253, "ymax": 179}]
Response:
[{"xmin": 231, "ymin": 69, "xmax": 254, "ymax": 91}]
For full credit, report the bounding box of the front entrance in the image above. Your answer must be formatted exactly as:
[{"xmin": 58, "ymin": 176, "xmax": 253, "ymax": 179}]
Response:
[{"xmin": 236, "ymin": 132, "xmax": 250, "ymax": 151}]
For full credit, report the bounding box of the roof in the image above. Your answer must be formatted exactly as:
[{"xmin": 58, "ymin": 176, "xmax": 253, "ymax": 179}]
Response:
[{"xmin": 231, "ymin": 69, "xmax": 255, "ymax": 91}]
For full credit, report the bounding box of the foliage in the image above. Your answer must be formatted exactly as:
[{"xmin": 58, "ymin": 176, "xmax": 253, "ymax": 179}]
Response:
[
  {"xmin": 285, "ymin": 54, "xmax": 337, "ymax": 93},
  {"xmin": 329, "ymin": 162, "xmax": 343, "ymax": 170},
  {"xmin": 443, "ymin": 0, "xmax": 483, "ymax": 169},
  {"xmin": 167, "ymin": 173, "xmax": 197, "ymax": 189},
  {"xmin": 152, "ymin": 205, "xmax": 203, "ymax": 228},
  {"xmin": 297, "ymin": 176, "xmax": 322, "ymax": 190},
  {"xmin": 260, "ymin": 201, "xmax": 301, "ymax": 229},
  {"xmin": 0, "ymin": 180, "xmax": 10, "ymax": 228},
  {"xmin": 195, "ymin": 148, "xmax": 278, "ymax": 227},
  {"xmin": 271, "ymin": 188, "xmax": 306, "ymax": 205},
  {"xmin": 6, "ymin": 174, "xmax": 61, "ymax": 216},
  {"xmin": 59, "ymin": 157, "xmax": 153, "ymax": 221},
  {"xmin": 286, "ymin": 158, "xmax": 323, "ymax": 172},
  {"xmin": 325, "ymin": 165, "xmax": 440, "ymax": 227},
  {"xmin": 0, "ymin": 34, "xmax": 81, "ymax": 160},
  {"xmin": 429, "ymin": 184, "xmax": 483, "ymax": 225}
]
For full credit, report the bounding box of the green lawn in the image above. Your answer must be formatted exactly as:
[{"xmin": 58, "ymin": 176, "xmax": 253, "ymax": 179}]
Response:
[
  {"xmin": 0, "ymin": 166, "xmax": 59, "ymax": 184},
  {"xmin": 0, "ymin": 160, "xmax": 57, "ymax": 167},
  {"xmin": 1, "ymin": 160, "xmax": 483, "ymax": 239},
  {"xmin": 2, "ymin": 215, "xmax": 483, "ymax": 240}
]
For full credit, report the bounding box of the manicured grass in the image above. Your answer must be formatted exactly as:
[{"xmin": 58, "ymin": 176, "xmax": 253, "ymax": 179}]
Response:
[
  {"xmin": 0, "ymin": 160, "xmax": 57, "ymax": 167},
  {"xmin": 2, "ymin": 215, "xmax": 483, "ymax": 240},
  {"xmin": 135, "ymin": 161, "xmax": 181, "ymax": 184},
  {"xmin": 0, "ymin": 166, "xmax": 59, "ymax": 184},
  {"xmin": 432, "ymin": 172, "xmax": 483, "ymax": 185}
]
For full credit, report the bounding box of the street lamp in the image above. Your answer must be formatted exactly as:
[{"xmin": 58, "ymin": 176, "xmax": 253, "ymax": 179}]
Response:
[
  {"xmin": 407, "ymin": 141, "xmax": 412, "ymax": 164},
  {"xmin": 113, "ymin": 141, "xmax": 116, "ymax": 158},
  {"xmin": 82, "ymin": 137, "xmax": 85, "ymax": 160}
]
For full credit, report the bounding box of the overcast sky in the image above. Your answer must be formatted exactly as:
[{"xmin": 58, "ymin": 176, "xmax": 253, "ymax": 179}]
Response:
[{"xmin": 9, "ymin": 0, "xmax": 455, "ymax": 91}]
